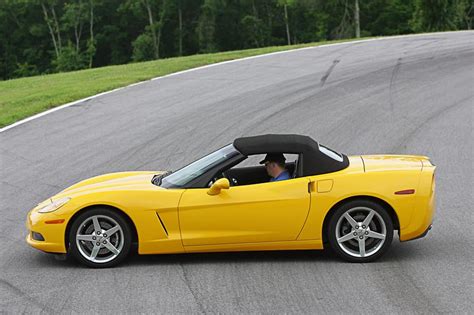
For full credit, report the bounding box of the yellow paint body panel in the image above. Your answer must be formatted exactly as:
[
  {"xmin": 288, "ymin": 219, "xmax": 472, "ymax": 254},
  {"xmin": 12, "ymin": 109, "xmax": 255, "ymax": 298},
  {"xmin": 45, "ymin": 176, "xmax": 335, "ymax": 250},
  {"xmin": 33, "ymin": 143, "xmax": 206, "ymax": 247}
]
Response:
[
  {"xmin": 26, "ymin": 155, "xmax": 435, "ymax": 255},
  {"xmin": 298, "ymin": 156, "xmax": 435, "ymax": 242},
  {"xmin": 26, "ymin": 172, "xmax": 186, "ymax": 254},
  {"xmin": 179, "ymin": 177, "xmax": 311, "ymax": 246}
]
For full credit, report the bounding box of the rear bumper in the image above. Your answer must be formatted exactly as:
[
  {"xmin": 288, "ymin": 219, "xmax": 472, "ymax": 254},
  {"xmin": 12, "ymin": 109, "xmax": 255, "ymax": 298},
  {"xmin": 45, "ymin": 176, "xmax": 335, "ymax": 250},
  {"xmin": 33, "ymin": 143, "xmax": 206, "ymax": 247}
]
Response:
[
  {"xmin": 400, "ymin": 224, "xmax": 432, "ymax": 242},
  {"xmin": 399, "ymin": 162, "xmax": 435, "ymax": 242}
]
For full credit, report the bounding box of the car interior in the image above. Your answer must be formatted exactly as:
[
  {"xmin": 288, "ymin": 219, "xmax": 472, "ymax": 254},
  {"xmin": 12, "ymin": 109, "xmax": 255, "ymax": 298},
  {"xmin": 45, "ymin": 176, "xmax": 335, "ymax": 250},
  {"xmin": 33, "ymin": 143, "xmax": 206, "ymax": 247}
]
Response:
[
  {"xmin": 208, "ymin": 154, "xmax": 301, "ymax": 187},
  {"xmin": 224, "ymin": 162, "xmax": 297, "ymax": 186}
]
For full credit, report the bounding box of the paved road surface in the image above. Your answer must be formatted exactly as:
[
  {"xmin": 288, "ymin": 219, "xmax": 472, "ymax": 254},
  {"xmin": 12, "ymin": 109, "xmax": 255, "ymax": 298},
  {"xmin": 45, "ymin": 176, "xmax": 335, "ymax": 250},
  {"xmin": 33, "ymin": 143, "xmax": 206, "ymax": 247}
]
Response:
[{"xmin": 1, "ymin": 31, "xmax": 473, "ymax": 313}]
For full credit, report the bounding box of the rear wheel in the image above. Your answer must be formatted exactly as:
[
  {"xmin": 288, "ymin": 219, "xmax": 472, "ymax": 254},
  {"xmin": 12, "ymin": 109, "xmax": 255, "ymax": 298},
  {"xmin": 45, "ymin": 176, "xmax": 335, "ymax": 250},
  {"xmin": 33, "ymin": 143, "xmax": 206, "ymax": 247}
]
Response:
[
  {"xmin": 69, "ymin": 208, "xmax": 131, "ymax": 268},
  {"xmin": 328, "ymin": 200, "xmax": 393, "ymax": 262}
]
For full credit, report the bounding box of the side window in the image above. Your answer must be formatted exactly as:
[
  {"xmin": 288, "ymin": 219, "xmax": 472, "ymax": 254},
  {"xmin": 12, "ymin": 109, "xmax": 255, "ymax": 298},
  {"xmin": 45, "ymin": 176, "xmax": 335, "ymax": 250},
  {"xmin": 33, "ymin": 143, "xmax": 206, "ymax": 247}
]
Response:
[
  {"xmin": 319, "ymin": 144, "xmax": 343, "ymax": 162},
  {"xmin": 284, "ymin": 154, "xmax": 299, "ymax": 171},
  {"xmin": 217, "ymin": 153, "xmax": 299, "ymax": 187},
  {"xmin": 236, "ymin": 154, "xmax": 298, "ymax": 167},
  {"xmin": 236, "ymin": 154, "xmax": 266, "ymax": 167}
]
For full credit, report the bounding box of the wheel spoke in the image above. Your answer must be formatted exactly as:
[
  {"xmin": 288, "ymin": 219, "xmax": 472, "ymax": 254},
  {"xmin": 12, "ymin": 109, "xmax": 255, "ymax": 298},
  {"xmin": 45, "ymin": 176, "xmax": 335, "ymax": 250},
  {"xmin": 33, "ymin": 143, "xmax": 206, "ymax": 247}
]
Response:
[
  {"xmin": 90, "ymin": 245, "xmax": 100, "ymax": 260},
  {"xmin": 358, "ymin": 238, "xmax": 366, "ymax": 257},
  {"xmin": 335, "ymin": 206, "xmax": 389, "ymax": 259},
  {"xmin": 76, "ymin": 214, "xmax": 126, "ymax": 263},
  {"xmin": 104, "ymin": 225, "xmax": 120, "ymax": 237},
  {"xmin": 343, "ymin": 212, "xmax": 358, "ymax": 227},
  {"xmin": 92, "ymin": 216, "xmax": 101, "ymax": 233},
  {"xmin": 103, "ymin": 242, "xmax": 120, "ymax": 255},
  {"xmin": 367, "ymin": 230, "xmax": 386, "ymax": 240},
  {"xmin": 77, "ymin": 234, "xmax": 95, "ymax": 242},
  {"xmin": 337, "ymin": 232, "xmax": 356, "ymax": 243},
  {"xmin": 362, "ymin": 210, "xmax": 375, "ymax": 227}
]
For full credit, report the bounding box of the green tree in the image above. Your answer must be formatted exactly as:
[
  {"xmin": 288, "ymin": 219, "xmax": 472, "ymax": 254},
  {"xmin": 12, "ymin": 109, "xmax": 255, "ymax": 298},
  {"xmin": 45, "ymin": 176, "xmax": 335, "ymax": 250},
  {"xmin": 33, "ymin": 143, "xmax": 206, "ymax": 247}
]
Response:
[
  {"xmin": 411, "ymin": 0, "xmax": 460, "ymax": 31},
  {"xmin": 132, "ymin": 33, "xmax": 154, "ymax": 61},
  {"xmin": 39, "ymin": 0, "xmax": 63, "ymax": 59},
  {"xmin": 456, "ymin": 0, "xmax": 473, "ymax": 29},
  {"xmin": 197, "ymin": 0, "xmax": 218, "ymax": 53},
  {"xmin": 121, "ymin": 0, "xmax": 170, "ymax": 60},
  {"xmin": 0, "ymin": 0, "xmax": 471, "ymax": 80},
  {"xmin": 53, "ymin": 41, "xmax": 86, "ymax": 71},
  {"xmin": 13, "ymin": 62, "xmax": 39, "ymax": 77},
  {"xmin": 277, "ymin": 0, "xmax": 296, "ymax": 45},
  {"xmin": 362, "ymin": 0, "xmax": 414, "ymax": 35}
]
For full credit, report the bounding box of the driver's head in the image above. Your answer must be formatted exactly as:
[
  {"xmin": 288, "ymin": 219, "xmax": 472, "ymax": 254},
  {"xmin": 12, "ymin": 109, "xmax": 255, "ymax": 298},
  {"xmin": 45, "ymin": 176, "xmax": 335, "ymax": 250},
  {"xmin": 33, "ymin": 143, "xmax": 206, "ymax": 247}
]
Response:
[{"xmin": 260, "ymin": 153, "xmax": 286, "ymax": 178}]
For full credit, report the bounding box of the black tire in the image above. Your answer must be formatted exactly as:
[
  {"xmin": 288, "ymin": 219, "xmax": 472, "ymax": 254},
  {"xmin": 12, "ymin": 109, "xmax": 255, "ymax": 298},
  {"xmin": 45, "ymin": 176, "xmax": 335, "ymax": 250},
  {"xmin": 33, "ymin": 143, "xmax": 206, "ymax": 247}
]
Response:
[
  {"xmin": 328, "ymin": 200, "xmax": 393, "ymax": 263},
  {"xmin": 68, "ymin": 208, "xmax": 132, "ymax": 268}
]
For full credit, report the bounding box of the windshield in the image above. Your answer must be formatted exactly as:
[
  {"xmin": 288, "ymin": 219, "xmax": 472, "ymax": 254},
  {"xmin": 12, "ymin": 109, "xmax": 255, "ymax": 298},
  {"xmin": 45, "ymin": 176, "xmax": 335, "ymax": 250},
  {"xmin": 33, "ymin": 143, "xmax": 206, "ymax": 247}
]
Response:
[{"xmin": 160, "ymin": 144, "xmax": 239, "ymax": 188}]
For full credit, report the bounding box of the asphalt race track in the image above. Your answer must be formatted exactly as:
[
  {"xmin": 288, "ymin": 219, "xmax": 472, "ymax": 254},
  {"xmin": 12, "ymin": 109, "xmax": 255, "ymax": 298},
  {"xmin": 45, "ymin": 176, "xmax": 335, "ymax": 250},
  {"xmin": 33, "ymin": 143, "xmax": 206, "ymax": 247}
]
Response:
[{"xmin": 1, "ymin": 31, "xmax": 473, "ymax": 313}]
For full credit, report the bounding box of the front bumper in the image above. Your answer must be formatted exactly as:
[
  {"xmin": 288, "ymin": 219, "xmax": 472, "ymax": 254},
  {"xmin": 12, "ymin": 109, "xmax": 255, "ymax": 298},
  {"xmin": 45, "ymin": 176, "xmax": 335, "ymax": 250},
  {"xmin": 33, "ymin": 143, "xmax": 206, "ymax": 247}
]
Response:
[{"xmin": 26, "ymin": 209, "xmax": 68, "ymax": 253}]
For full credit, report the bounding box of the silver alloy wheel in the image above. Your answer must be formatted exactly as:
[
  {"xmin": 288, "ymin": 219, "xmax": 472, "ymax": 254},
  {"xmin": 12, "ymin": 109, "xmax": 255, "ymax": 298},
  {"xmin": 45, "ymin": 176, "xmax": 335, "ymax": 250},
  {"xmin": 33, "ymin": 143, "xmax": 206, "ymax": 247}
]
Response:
[
  {"xmin": 75, "ymin": 215, "xmax": 124, "ymax": 263},
  {"xmin": 335, "ymin": 206, "xmax": 387, "ymax": 258}
]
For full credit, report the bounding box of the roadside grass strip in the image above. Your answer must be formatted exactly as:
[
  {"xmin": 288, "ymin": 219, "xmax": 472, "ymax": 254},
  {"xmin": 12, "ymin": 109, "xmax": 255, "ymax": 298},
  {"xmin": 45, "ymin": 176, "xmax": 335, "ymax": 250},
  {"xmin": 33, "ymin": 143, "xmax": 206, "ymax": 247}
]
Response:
[{"xmin": 0, "ymin": 38, "xmax": 362, "ymax": 129}]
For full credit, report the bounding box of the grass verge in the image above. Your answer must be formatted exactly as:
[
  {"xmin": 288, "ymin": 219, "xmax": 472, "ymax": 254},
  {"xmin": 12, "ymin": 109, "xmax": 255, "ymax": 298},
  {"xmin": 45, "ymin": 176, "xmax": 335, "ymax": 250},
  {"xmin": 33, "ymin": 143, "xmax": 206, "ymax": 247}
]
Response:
[{"xmin": 0, "ymin": 38, "xmax": 364, "ymax": 128}]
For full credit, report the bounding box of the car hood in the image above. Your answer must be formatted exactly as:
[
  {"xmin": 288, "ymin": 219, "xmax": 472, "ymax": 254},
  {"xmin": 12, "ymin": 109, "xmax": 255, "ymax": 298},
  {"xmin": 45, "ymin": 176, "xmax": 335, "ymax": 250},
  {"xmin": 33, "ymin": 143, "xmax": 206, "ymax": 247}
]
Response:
[{"xmin": 55, "ymin": 171, "xmax": 167, "ymax": 198}]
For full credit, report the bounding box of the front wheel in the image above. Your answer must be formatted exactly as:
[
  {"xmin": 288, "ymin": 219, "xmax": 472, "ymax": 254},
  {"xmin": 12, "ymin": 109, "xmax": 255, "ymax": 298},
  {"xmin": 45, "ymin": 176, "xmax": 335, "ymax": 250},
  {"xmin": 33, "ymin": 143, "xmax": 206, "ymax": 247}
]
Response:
[
  {"xmin": 328, "ymin": 200, "xmax": 393, "ymax": 262},
  {"xmin": 69, "ymin": 208, "xmax": 132, "ymax": 268}
]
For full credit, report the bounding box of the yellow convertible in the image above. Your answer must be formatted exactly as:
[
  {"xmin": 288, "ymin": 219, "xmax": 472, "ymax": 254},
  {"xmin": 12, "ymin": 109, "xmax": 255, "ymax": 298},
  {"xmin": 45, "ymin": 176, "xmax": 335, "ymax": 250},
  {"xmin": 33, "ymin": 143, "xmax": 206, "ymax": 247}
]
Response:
[{"xmin": 26, "ymin": 134, "xmax": 436, "ymax": 267}]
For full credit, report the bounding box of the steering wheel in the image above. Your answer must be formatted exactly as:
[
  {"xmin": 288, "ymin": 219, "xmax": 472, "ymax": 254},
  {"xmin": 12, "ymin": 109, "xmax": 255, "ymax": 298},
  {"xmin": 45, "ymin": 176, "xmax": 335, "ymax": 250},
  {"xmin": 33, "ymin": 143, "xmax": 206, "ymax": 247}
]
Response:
[
  {"xmin": 223, "ymin": 171, "xmax": 238, "ymax": 186},
  {"xmin": 208, "ymin": 172, "xmax": 238, "ymax": 187}
]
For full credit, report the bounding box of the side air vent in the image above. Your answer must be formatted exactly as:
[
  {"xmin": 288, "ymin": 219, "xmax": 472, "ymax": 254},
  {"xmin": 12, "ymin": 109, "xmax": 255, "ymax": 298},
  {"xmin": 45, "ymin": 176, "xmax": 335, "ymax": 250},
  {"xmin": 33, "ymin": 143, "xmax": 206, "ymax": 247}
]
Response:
[{"xmin": 156, "ymin": 212, "xmax": 169, "ymax": 236}]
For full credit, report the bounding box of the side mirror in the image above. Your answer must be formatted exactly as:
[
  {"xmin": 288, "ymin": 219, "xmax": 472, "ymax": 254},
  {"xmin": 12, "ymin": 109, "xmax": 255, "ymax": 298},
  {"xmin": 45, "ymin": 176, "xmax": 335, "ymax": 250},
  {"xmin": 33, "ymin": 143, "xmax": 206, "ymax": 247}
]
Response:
[{"xmin": 207, "ymin": 178, "xmax": 230, "ymax": 195}]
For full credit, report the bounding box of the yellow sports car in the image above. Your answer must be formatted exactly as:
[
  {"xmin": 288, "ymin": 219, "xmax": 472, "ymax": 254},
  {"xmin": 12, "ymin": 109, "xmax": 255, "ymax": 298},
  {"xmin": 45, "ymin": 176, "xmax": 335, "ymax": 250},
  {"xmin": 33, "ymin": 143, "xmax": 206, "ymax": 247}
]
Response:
[{"xmin": 26, "ymin": 134, "xmax": 436, "ymax": 267}]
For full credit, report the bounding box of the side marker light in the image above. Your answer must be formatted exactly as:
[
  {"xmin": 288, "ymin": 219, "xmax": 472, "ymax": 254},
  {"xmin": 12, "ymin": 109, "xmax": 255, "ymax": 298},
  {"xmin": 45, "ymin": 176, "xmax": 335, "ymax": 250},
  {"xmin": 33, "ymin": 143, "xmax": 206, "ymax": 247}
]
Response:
[
  {"xmin": 395, "ymin": 189, "xmax": 415, "ymax": 195},
  {"xmin": 45, "ymin": 219, "xmax": 65, "ymax": 224}
]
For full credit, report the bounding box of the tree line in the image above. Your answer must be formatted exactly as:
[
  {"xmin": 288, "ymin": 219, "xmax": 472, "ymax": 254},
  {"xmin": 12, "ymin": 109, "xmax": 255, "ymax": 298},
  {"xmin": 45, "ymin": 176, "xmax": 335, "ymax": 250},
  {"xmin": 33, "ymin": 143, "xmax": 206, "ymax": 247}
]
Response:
[{"xmin": 1, "ymin": 0, "xmax": 472, "ymax": 80}]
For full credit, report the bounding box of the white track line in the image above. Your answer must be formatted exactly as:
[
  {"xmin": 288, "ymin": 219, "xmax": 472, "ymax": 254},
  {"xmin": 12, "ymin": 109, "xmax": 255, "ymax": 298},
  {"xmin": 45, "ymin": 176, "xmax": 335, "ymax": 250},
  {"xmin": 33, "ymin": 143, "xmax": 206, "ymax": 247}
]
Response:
[{"xmin": 1, "ymin": 30, "xmax": 472, "ymax": 133}]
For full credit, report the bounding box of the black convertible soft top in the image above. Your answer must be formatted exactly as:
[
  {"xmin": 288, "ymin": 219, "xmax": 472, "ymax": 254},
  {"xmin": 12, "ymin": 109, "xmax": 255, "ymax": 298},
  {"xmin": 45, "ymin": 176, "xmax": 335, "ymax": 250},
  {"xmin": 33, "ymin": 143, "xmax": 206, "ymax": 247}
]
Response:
[{"xmin": 233, "ymin": 134, "xmax": 349, "ymax": 176}]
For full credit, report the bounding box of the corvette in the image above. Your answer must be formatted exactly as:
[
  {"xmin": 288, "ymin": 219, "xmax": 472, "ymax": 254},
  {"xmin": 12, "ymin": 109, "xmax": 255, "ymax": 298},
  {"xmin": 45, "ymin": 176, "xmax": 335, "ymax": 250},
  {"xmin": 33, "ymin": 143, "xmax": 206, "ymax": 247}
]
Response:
[{"xmin": 26, "ymin": 134, "xmax": 436, "ymax": 267}]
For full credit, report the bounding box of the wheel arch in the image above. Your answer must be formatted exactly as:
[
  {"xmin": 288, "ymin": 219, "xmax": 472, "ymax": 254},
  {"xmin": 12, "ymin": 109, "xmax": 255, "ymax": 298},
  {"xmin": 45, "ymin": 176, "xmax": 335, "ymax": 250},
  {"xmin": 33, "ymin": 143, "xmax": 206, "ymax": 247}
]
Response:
[
  {"xmin": 64, "ymin": 204, "xmax": 139, "ymax": 252},
  {"xmin": 321, "ymin": 195, "xmax": 400, "ymax": 246}
]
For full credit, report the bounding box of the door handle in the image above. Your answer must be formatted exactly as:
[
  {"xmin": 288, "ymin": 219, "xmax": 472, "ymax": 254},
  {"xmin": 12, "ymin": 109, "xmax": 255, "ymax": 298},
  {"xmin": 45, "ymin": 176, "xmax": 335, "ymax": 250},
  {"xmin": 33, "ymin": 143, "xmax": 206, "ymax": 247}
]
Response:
[{"xmin": 308, "ymin": 181, "xmax": 316, "ymax": 193}]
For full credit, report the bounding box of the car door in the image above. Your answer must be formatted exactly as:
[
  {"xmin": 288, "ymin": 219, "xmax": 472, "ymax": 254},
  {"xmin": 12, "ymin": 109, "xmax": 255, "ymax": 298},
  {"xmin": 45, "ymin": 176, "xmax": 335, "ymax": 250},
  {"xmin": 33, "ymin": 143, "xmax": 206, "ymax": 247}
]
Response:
[{"xmin": 178, "ymin": 177, "xmax": 311, "ymax": 246}]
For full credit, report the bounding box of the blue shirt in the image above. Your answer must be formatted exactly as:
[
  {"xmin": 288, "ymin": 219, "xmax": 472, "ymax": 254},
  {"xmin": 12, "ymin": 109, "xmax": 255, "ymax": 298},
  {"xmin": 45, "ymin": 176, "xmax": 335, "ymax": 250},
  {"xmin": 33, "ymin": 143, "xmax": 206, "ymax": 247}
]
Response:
[{"xmin": 270, "ymin": 170, "xmax": 291, "ymax": 182}]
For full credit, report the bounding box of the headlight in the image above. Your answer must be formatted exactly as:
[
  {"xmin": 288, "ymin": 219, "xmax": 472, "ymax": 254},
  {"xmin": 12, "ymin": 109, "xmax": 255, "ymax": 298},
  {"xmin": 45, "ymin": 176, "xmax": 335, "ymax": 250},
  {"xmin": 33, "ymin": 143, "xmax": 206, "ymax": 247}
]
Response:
[{"xmin": 37, "ymin": 197, "xmax": 71, "ymax": 213}]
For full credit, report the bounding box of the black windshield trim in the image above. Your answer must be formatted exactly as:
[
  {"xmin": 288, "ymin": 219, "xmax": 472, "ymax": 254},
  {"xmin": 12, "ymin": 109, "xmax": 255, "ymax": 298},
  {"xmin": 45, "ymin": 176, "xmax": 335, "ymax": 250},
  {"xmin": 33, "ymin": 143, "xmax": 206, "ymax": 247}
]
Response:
[{"xmin": 160, "ymin": 144, "xmax": 241, "ymax": 189}]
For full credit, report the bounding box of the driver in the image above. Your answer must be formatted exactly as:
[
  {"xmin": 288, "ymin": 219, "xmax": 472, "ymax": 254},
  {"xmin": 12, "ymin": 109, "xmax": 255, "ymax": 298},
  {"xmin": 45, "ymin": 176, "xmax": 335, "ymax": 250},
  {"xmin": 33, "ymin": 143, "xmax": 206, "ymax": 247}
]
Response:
[{"xmin": 260, "ymin": 153, "xmax": 291, "ymax": 182}]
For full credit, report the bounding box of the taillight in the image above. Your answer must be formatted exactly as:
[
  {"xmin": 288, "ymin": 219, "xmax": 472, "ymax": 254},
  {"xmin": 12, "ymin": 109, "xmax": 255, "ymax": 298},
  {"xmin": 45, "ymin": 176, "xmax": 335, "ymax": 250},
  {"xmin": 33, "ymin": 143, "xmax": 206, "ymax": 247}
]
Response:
[{"xmin": 431, "ymin": 173, "xmax": 436, "ymax": 194}]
